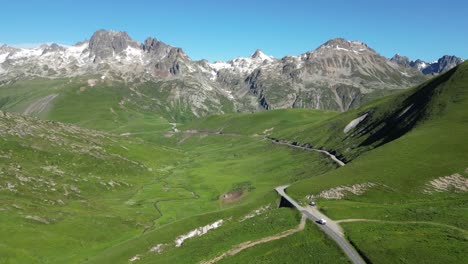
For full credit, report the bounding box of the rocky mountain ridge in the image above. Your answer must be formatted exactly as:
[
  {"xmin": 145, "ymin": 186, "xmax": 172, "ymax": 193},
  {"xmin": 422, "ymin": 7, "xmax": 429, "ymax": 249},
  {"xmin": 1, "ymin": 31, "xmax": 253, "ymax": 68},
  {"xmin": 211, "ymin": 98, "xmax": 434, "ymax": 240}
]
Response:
[
  {"xmin": 0, "ymin": 30, "xmax": 434, "ymax": 118},
  {"xmin": 390, "ymin": 54, "xmax": 464, "ymax": 75}
]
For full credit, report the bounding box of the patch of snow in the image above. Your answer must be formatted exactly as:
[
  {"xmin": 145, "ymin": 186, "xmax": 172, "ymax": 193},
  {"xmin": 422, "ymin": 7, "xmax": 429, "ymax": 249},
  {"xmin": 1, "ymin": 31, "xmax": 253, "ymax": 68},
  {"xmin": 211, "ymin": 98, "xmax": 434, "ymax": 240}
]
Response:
[
  {"xmin": 9, "ymin": 47, "xmax": 44, "ymax": 60},
  {"xmin": 0, "ymin": 52, "xmax": 9, "ymax": 63},
  {"xmin": 122, "ymin": 46, "xmax": 144, "ymax": 64},
  {"xmin": 209, "ymin": 61, "xmax": 232, "ymax": 71},
  {"xmin": 240, "ymin": 205, "xmax": 271, "ymax": 221},
  {"xmin": 149, "ymin": 244, "xmax": 164, "ymax": 254},
  {"xmin": 400, "ymin": 71, "xmax": 411, "ymax": 77},
  {"xmin": 175, "ymin": 219, "xmax": 224, "ymax": 247},
  {"xmin": 129, "ymin": 255, "xmax": 141, "ymax": 262},
  {"xmin": 209, "ymin": 51, "xmax": 275, "ymax": 74},
  {"xmin": 251, "ymin": 50, "xmax": 274, "ymax": 62},
  {"xmin": 424, "ymin": 173, "xmax": 468, "ymax": 193},
  {"xmin": 62, "ymin": 43, "xmax": 89, "ymax": 66},
  {"xmin": 397, "ymin": 104, "xmax": 413, "ymax": 118},
  {"xmin": 344, "ymin": 113, "xmax": 368, "ymax": 133},
  {"xmin": 416, "ymin": 62, "xmax": 428, "ymax": 70},
  {"xmin": 306, "ymin": 182, "xmax": 377, "ymax": 200},
  {"xmin": 222, "ymin": 89, "xmax": 234, "ymax": 100},
  {"xmin": 335, "ymin": 46, "xmax": 350, "ymax": 52},
  {"xmin": 210, "ymin": 70, "xmax": 217, "ymax": 80}
]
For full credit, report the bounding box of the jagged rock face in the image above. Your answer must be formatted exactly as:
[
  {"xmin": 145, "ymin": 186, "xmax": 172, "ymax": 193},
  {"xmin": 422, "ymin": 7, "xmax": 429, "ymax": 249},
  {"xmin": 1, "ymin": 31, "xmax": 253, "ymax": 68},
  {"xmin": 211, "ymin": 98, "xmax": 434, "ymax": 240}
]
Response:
[
  {"xmin": 88, "ymin": 30, "xmax": 140, "ymax": 62},
  {"xmin": 422, "ymin": 55, "xmax": 464, "ymax": 75},
  {"xmin": 231, "ymin": 38, "xmax": 425, "ymax": 111},
  {"xmin": 390, "ymin": 54, "xmax": 411, "ymax": 67},
  {"xmin": 0, "ymin": 30, "xmax": 196, "ymax": 82},
  {"xmin": 391, "ymin": 55, "xmax": 430, "ymax": 72},
  {"xmin": 142, "ymin": 38, "xmax": 185, "ymax": 59},
  {"xmin": 391, "ymin": 54, "xmax": 464, "ymax": 75},
  {"xmin": 141, "ymin": 38, "xmax": 190, "ymax": 77},
  {"xmin": 0, "ymin": 31, "xmax": 432, "ymax": 116}
]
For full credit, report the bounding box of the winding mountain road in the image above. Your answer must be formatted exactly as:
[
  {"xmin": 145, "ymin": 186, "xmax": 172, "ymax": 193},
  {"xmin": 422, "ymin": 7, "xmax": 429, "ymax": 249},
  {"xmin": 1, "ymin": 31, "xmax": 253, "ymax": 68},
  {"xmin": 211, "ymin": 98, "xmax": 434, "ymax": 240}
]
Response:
[
  {"xmin": 275, "ymin": 185, "xmax": 366, "ymax": 264},
  {"xmin": 265, "ymin": 137, "xmax": 346, "ymax": 167}
]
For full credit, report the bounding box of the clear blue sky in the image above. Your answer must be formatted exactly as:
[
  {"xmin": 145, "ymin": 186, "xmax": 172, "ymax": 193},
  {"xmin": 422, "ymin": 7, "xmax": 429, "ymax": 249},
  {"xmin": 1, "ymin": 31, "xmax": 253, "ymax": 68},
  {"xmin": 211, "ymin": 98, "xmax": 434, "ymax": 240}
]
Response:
[{"xmin": 1, "ymin": 0, "xmax": 467, "ymax": 62}]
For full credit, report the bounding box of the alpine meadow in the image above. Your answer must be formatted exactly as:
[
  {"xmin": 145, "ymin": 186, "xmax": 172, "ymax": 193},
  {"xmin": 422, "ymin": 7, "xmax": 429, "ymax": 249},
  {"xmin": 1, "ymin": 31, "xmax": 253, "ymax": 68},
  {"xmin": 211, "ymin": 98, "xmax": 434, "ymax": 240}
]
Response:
[{"xmin": 0, "ymin": 1, "xmax": 467, "ymax": 263}]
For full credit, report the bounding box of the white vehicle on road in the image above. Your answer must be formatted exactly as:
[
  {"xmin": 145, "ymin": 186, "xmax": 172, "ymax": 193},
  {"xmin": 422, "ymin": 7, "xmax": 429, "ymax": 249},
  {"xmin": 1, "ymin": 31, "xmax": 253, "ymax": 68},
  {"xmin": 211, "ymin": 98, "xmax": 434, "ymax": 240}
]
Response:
[
  {"xmin": 309, "ymin": 201, "xmax": 316, "ymax": 206},
  {"xmin": 317, "ymin": 219, "xmax": 327, "ymax": 225}
]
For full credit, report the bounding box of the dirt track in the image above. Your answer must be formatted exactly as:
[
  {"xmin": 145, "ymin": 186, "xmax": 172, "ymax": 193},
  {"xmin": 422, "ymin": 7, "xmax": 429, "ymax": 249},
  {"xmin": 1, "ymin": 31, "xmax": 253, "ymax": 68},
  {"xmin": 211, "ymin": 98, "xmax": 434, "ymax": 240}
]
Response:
[{"xmin": 201, "ymin": 215, "xmax": 306, "ymax": 264}]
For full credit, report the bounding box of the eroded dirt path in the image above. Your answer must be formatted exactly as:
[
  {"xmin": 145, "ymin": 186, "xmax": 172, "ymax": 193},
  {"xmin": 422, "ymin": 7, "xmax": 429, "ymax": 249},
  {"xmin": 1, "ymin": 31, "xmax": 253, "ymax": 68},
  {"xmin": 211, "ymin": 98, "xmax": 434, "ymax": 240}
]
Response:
[
  {"xmin": 23, "ymin": 94, "xmax": 58, "ymax": 115},
  {"xmin": 201, "ymin": 215, "xmax": 306, "ymax": 264}
]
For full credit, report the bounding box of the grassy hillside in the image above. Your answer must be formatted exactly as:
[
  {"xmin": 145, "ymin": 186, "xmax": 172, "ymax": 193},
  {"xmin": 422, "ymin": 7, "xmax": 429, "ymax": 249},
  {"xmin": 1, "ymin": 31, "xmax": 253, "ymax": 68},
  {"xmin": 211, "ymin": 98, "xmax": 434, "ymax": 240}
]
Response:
[
  {"xmin": 0, "ymin": 110, "xmax": 344, "ymax": 263},
  {"xmin": 0, "ymin": 111, "xmax": 182, "ymax": 263},
  {"xmin": 285, "ymin": 62, "xmax": 468, "ymax": 263},
  {"xmin": 183, "ymin": 108, "xmax": 339, "ymax": 135},
  {"xmin": 0, "ymin": 77, "xmax": 235, "ymax": 136},
  {"xmin": 182, "ymin": 62, "xmax": 468, "ymax": 263},
  {"xmin": 1, "ymin": 62, "xmax": 466, "ymax": 263}
]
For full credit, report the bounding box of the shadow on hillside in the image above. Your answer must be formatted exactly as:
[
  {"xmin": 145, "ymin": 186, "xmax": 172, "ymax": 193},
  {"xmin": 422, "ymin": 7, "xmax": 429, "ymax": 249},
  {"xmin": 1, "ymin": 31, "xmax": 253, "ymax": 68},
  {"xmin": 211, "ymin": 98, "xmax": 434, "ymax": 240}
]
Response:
[{"xmin": 354, "ymin": 66, "xmax": 457, "ymax": 148}]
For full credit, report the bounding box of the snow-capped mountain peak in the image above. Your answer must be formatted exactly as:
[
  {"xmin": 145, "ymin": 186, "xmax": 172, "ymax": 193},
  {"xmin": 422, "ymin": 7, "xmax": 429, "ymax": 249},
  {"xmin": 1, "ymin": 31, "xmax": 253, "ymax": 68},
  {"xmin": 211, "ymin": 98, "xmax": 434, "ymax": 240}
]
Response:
[
  {"xmin": 0, "ymin": 30, "xmax": 191, "ymax": 81},
  {"xmin": 315, "ymin": 38, "xmax": 370, "ymax": 54},
  {"xmin": 250, "ymin": 49, "xmax": 274, "ymax": 62},
  {"xmin": 208, "ymin": 49, "xmax": 276, "ymax": 75}
]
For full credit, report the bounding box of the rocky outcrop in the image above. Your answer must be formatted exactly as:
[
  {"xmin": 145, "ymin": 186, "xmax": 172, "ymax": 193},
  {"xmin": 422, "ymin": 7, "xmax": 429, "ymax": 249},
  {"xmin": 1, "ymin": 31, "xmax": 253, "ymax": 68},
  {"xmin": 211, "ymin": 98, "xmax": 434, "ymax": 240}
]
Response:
[
  {"xmin": 422, "ymin": 55, "xmax": 464, "ymax": 75},
  {"xmin": 391, "ymin": 54, "xmax": 464, "ymax": 75},
  {"xmin": 390, "ymin": 54, "xmax": 411, "ymax": 68},
  {"xmin": 88, "ymin": 29, "xmax": 140, "ymax": 62}
]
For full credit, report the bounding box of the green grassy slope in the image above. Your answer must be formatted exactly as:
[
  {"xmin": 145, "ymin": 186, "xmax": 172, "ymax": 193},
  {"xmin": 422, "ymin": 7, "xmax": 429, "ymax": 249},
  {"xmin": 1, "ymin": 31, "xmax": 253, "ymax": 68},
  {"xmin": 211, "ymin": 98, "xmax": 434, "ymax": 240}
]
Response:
[
  {"xmin": 285, "ymin": 62, "xmax": 468, "ymax": 263},
  {"xmin": 0, "ymin": 111, "xmax": 184, "ymax": 263},
  {"xmin": 0, "ymin": 78, "xmax": 172, "ymax": 133},
  {"xmin": 217, "ymin": 222, "xmax": 349, "ymax": 264},
  {"xmin": 183, "ymin": 108, "xmax": 339, "ymax": 135},
  {"xmin": 1, "ymin": 62, "xmax": 466, "ymax": 263},
  {"xmin": 0, "ymin": 77, "xmax": 236, "ymax": 136},
  {"xmin": 0, "ymin": 110, "xmax": 344, "ymax": 263},
  {"xmin": 181, "ymin": 62, "xmax": 468, "ymax": 263}
]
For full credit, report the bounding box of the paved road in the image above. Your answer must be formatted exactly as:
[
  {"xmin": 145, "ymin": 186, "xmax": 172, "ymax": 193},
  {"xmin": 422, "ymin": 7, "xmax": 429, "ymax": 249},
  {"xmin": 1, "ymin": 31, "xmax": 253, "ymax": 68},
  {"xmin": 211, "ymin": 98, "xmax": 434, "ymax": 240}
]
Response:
[
  {"xmin": 265, "ymin": 138, "xmax": 346, "ymax": 167},
  {"xmin": 275, "ymin": 185, "xmax": 366, "ymax": 264}
]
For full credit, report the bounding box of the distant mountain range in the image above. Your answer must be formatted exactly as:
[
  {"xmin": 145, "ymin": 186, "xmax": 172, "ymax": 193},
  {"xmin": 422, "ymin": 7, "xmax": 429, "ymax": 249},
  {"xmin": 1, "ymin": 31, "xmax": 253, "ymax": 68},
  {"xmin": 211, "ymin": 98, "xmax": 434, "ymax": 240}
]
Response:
[
  {"xmin": 390, "ymin": 54, "xmax": 464, "ymax": 75},
  {"xmin": 0, "ymin": 30, "xmax": 462, "ymax": 117}
]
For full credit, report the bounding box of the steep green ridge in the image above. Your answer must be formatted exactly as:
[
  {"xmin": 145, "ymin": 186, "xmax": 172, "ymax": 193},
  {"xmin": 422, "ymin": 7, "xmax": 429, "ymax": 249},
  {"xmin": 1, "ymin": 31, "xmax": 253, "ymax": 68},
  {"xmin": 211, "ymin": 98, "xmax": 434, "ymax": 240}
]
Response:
[
  {"xmin": 285, "ymin": 62, "xmax": 468, "ymax": 263},
  {"xmin": 269, "ymin": 63, "xmax": 466, "ymax": 161}
]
